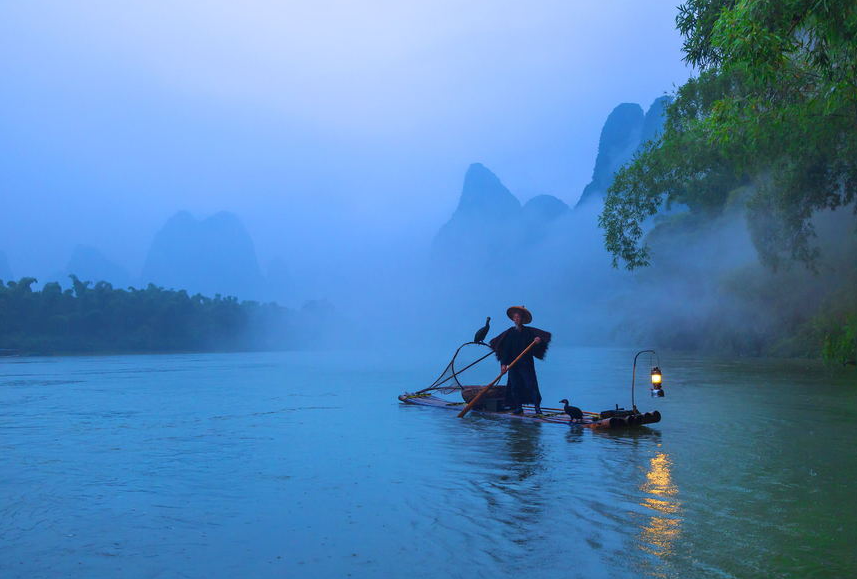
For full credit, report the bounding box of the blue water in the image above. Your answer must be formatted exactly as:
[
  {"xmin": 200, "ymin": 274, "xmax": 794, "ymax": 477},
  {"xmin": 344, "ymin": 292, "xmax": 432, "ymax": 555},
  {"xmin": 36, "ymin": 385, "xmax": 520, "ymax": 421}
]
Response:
[{"xmin": 1, "ymin": 348, "xmax": 855, "ymax": 578}]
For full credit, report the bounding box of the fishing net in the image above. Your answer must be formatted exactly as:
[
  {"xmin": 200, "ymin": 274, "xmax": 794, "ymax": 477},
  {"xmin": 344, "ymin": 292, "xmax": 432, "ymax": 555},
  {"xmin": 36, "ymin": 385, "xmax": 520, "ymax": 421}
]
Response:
[{"xmin": 416, "ymin": 341, "xmax": 499, "ymax": 396}]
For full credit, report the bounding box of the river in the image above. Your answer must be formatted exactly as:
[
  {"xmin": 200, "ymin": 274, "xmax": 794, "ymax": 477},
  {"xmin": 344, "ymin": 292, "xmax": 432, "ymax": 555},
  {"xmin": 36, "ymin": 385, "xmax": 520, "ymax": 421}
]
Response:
[{"xmin": 1, "ymin": 348, "xmax": 855, "ymax": 578}]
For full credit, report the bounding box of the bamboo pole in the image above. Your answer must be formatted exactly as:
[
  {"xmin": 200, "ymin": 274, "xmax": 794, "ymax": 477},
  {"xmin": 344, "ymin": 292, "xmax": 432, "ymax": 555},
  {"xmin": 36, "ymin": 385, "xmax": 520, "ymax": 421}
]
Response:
[{"xmin": 457, "ymin": 338, "xmax": 538, "ymax": 418}]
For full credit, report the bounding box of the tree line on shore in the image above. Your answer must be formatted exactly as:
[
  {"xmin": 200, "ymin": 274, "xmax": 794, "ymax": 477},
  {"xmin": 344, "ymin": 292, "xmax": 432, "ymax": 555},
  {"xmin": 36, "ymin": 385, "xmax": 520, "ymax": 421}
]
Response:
[{"xmin": 0, "ymin": 276, "xmax": 294, "ymax": 355}]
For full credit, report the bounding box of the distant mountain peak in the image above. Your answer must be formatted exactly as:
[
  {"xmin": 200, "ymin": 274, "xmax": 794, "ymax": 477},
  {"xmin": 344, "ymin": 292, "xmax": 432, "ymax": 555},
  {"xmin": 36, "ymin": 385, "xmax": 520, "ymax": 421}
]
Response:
[
  {"xmin": 639, "ymin": 95, "xmax": 672, "ymax": 149},
  {"xmin": 141, "ymin": 210, "xmax": 265, "ymax": 299},
  {"xmin": 63, "ymin": 245, "xmax": 131, "ymax": 288},
  {"xmin": 455, "ymin": 163, "xmax": 521, "ymax": 219},
  {"xmin": 522, "ymin": 195, "xmax": 569, "ymax": 223},
  {"xmin": 574, "ymin": 98, "xmax": 670, "ymax": 209}
]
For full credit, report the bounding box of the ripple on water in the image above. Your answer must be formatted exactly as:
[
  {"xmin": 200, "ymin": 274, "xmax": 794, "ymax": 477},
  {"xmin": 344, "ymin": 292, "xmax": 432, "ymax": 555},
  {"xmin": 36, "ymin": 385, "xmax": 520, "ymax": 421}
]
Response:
[{"xmin": 1, "ymin": 350, "xmax": 856, "ymax": 579}]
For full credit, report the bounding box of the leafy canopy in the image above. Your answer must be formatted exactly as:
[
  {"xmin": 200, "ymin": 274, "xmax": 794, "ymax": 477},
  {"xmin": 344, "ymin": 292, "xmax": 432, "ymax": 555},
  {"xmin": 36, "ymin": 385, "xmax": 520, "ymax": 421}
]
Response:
[{"xmin": 600, "ymin": 0, "xmax": 857, "ymax": 269}]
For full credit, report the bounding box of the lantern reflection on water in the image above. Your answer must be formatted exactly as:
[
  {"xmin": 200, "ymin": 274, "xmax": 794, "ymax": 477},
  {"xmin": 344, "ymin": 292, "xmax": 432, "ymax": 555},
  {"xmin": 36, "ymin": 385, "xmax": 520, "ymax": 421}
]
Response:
[{"xmin": 639, "ymin": 452, "xmax": 681, "ymax": 558}]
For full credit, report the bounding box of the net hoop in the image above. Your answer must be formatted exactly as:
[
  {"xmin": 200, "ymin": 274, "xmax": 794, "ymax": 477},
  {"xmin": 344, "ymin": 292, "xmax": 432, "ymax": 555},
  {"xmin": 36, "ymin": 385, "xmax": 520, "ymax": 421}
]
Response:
[{"xmin": 419, "ymin": 341, "xmax": 495, "ymax": 394}]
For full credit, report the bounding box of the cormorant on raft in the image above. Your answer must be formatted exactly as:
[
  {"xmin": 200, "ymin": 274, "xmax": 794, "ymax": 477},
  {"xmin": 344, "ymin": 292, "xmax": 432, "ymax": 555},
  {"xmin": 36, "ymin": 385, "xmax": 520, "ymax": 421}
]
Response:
[
  {"xmin": 559, "ymin": 399, "xmax": 584, "ymax": 422},
  {"xmin": 473, "ymin": 317, "xmax": 490, "ymax": 344}
]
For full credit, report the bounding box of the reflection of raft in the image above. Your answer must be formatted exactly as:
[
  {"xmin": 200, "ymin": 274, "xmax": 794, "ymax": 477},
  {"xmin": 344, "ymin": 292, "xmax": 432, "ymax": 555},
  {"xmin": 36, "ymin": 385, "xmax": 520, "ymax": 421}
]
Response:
[{"xmin": 398, "ymin": 388, "xmax": 661, "ymax": 429}]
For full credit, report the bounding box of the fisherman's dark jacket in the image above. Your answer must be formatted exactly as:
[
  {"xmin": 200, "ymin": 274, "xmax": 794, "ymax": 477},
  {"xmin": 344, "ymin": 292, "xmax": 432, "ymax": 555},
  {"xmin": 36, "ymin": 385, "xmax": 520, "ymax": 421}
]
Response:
[
  {"xmin": 489, "ymin": 326, "xmax": 552, "ymax": 364},
  {"xmin": 489, "ymin": 325, "xmax": 551, "ymax": 407}
]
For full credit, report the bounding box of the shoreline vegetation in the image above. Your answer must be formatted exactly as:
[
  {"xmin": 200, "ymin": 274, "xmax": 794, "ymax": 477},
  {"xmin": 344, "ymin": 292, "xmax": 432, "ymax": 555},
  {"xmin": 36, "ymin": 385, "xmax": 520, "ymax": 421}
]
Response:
[
  {"xmin": 0, "ymin": 275, "xmax": 311, "ymax": 356},
  {"xmin": 599, "ymin": 0, "xmax": 857, "ymax": 368},
  {"xmin": 0, "ymin": 273, "xmax": 854, "ymax": 365}
]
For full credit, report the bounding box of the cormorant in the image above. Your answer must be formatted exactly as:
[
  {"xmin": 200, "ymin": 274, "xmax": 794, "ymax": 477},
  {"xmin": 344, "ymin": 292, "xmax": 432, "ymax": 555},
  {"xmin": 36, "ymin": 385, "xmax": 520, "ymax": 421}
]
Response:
[
  {"xmin": 559, "ymin": 399, "xmax": 583, "ymax": 422},
  {"xmin": 473, "ymin": 316, "xmax": 490, "ymax": 343}
]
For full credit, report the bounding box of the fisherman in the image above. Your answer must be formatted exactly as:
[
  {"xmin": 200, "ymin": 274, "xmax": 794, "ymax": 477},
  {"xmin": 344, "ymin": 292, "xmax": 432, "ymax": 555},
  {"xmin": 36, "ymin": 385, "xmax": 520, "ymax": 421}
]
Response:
[{"xmin": 489, "ymin": 306, "xmax": 551, "ymax": 415}]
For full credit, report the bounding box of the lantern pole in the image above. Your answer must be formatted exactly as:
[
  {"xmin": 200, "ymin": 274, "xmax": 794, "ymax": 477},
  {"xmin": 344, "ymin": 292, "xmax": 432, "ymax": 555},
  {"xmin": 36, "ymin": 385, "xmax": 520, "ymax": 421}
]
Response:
[{"xmin": 631, "ymin": 349, "xmax": 658, "ymax": 411}]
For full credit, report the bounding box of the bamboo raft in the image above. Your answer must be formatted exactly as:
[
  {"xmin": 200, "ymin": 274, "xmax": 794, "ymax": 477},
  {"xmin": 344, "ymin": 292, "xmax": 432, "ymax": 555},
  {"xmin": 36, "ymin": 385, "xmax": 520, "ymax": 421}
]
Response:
[
  {"xmin": 398, "ymin": 388, "xmax": 661, "ymax": 429},
  {"xmin": 401, "ymin": 343, "xmax": 664, "ymax": 429}
]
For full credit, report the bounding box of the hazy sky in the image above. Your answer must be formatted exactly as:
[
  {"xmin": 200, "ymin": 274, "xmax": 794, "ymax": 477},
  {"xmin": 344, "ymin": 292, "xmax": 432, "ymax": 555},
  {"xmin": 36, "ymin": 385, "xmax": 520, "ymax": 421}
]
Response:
[{"xmin": 0, "ymin": 0, "xmax": 691, "ymax": 280}]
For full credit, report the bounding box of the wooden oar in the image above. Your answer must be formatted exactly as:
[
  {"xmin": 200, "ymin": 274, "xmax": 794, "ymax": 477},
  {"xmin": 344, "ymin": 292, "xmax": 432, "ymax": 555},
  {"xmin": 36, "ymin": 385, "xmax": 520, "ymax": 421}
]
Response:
[{"xmin": 457, "ymin": 338, "xmax": 539, "ymax": 418}]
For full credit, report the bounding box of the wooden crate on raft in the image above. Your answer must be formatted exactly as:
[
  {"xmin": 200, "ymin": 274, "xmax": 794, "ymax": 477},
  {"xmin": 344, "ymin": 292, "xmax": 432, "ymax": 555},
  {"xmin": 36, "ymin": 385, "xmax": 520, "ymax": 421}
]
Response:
[{"xmin": 460, "ymin": 385, "xmax": 507, "ymax": 411}]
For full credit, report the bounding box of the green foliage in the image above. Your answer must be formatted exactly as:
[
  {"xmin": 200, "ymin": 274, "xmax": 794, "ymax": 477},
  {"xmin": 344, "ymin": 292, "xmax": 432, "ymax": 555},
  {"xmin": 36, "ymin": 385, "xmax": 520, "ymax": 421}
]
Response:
[
  {"xmin": 599, "ymin": 71, "xmax": 747, "ymax": 268},
  {"xmin": 822, "ymin": 316, "xmax": 857, "ymax": 366},
  {"xmin": 676, "ymin": 0, "xmax": 736, "ymax": 68},
  {"xmin": 601, "ymin": 0, "xmax": 857, "ymax": 269},
  {"xmin": 0, "ymin": 276, "xmax": 297, "ymax": 354}
]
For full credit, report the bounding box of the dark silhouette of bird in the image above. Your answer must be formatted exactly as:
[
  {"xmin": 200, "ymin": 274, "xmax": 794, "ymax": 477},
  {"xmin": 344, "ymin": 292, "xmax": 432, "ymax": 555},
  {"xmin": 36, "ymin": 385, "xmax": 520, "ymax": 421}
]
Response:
[
  {"xmin": 473, "ymin": 317, "xmax": 490, "ymax": 343},
  {"xmin": 559, "ymin": 399, "xmax": 584, "ymax": 422}
]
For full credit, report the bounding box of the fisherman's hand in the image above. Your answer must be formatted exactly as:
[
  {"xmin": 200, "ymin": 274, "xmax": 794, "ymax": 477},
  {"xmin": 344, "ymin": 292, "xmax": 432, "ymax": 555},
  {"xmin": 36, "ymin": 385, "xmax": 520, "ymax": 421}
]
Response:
[
  {"xmin": 534, "ymin": 337, "xmax": 542, "ymax": 344},
  {"xmin": 501, "ymin": 365, "xmax": 508, "ymax": 373}
]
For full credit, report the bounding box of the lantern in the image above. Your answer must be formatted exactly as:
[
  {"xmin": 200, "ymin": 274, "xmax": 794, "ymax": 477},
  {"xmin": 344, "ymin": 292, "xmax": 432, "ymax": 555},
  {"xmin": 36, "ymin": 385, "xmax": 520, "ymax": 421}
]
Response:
[{"xmin": 650, "ymin": 366, "xmax": 664, "ymax": 397}]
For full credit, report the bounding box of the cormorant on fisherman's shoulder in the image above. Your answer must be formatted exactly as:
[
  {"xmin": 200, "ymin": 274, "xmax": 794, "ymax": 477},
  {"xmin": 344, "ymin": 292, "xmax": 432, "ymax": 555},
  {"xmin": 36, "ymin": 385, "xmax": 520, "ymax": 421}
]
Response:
[
  {"xmin": 488, "ymin": 306, "xmax": 552, "ymax": 416},
  {"xmin": 473, "ymin": 317, "xmax": 490, "ymax": 344},
  {"xmin": 560, "ymin": 399, "xmax": 584, "ymax": 422}
]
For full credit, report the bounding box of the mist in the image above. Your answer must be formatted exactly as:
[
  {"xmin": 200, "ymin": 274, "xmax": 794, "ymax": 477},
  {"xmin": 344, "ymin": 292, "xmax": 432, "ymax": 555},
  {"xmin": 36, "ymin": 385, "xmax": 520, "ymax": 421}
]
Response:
[
  {"xmin": 1, "ymin": 3, "xmax": 687, "ymax": 264},
  {"xmin": 10, "ymin": 0, "xmax": 820, "ymax": 354}
]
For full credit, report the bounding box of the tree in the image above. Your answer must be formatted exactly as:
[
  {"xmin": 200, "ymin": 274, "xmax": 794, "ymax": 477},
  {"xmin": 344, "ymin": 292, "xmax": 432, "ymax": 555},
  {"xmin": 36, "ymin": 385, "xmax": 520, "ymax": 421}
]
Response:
[
  {"xmin": 601, "ymin": 0, "xmax": 857, "ymax": 269},
  {"xmin": 69, "ymin": 274, "xmax": 91, "ymax": 298},
  {"xmin": 0, "ymin": 276, "xmax": 301, "ymax": 354}
]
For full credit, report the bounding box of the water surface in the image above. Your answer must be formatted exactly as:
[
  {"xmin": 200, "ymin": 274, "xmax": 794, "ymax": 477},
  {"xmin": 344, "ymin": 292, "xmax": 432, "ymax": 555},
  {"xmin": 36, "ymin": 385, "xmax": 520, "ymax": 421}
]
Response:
[{"xmin": 1, "ymin": 348, "xmax": 855, "ymax": 578}]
